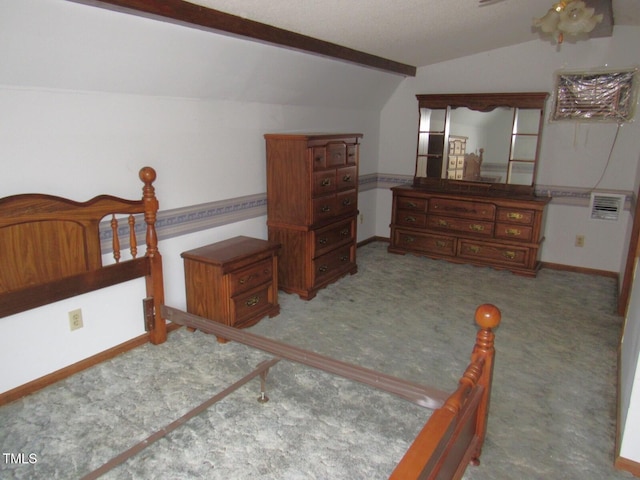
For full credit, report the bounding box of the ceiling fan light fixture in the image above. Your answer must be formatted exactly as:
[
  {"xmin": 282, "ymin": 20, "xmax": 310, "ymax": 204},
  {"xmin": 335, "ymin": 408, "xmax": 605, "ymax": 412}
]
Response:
[{"xmin": 533, "ymin": 1, "xmax": 603, "ymax": 44}]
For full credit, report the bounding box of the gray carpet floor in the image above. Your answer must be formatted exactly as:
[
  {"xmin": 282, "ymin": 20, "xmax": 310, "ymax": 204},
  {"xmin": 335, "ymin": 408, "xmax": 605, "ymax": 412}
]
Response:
[{"xmin": 0, "ymin": 241, "xmax": 634, "ymax": 479}]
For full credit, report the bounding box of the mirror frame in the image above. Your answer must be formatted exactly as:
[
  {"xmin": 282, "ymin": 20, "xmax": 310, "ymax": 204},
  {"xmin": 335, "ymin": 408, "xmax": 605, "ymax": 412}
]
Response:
[{"xmin": 414, "ymin": 92, "xmax": 549, "ymax": 197}]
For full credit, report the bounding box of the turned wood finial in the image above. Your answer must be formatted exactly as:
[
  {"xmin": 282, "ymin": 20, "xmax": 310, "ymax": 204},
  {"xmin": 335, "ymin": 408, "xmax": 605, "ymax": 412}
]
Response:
[
  {"xmin": 139, "ymin": 166, "xmax": 157, "ymax": 185},
  {"xmin": 475, "ymin": 304, "xmax": 501, "ymax": 330}
]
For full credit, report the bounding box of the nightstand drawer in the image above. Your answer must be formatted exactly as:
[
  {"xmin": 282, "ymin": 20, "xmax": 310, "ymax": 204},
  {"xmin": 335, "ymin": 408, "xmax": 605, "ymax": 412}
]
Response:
[
  {"xmin": 233, "ymin": 284, "xmax": 276, "ymax": 328},
  {"xmin": 229, "ymin": 257, "xmax": 274, "ymax": 296}
]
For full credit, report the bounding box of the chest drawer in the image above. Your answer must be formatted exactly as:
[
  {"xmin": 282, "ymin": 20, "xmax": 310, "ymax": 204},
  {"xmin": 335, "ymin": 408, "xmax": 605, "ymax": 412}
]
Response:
[
  {"xmin": 336, "ymin": 190, "xmax": 358, "ymax": 216},
  {"xmin": 313, "ymin": 170, "xmax": 336, "ymax": 195},
  {"xmin": 495, "ymin": 223, "xmax": 533, "ymax": 242},
  {"xmin": 496, "ymin": 208, "xmax": 535, "ymax": 225},
  {"xmin": 458, "ymin": 240, "xmax": 529, "ymax": 267},
  {"xmin": 336, "ymin": 166, "xmax": 357, "ymax": 190},
  {"xmin": 396, "ymin": 196, "xmax": 427, "ymax": 212},
  {"xmin": 428, "ymin": 215, "xmax": 494, "ymax": 237},
  {"xmin": 327, "ymin": 142, "xmax": 347, "ymax": 167},
  {"xmin": 228, "ymin": 257, "xmax": 274, "ymax": 296},
  {"xmin": 429, "ymin": 198, "xmax": 495, "ymax": 220},
  {"xmin": 313, "ymin": 219, "xmax": 354, "ymax": 257},
  {"xmin": 313, "ymin": 244, "xmax": 354, "ymax": 284}
]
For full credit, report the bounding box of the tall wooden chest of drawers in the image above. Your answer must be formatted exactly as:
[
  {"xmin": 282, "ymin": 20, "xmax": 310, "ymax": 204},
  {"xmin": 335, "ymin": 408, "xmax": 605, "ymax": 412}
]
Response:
[
  {"xmin": 181, "ymin": 236, "xmax": 280, "ymax": 342},
  {"xmin": 389, "ymin": 186, "xmax": 550, "ymax": 276},
  {"xmin": 265, "ymin": 133, "xmax": 362, "ymax": 299}
]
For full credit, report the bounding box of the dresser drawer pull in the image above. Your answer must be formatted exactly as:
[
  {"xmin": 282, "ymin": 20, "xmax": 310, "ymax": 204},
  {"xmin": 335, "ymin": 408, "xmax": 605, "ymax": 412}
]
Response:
[
  {"xmin": 507, "ymin": 212, "xmax": 524, "ymax": 220},
  {"xmin": 245, "ymin": 295, "xmax": 260, "ymax": 307},
  {"xmin": 435, "ymin": 240, "xmax": 447, "ymax": 248},
  {"xmin": 318, "ymin": 265, "xmax": 328, "ymax": 273},
  {"xmin": 340, "ymin": 255, "xmax": 349, "ymax": 262},
  {"xmin": 468, "ymin": 245, "xmax": 481, "ymax": 254},
  {"xmin": 503, "ymin": 251, "xmax": 516, "ymax": 260},
  {"xmin": 321, "ymin": 178, "xmax": 331, "ymax": 186},
  {"xmin": 321, "ymin": 205, "xmax": 331, "ymax": 212},
  {"xmin": 340, "ymin": 228, "xmax": 349, "ymax": 237},
  {"xmin": 342, "ymin": 198, "xmax": 352, "ymax": 206},
  {"xmin": 438, "ymin": 219, "xmax": 450, "ymax": 227},
  {"xmin": 404, "ymin": 215, "xmax": 417, "ymax": 223},
  {"xmin": 469, "ymin": 224, "xmax": 485, "ymax": 232},
  {"xmin": 505, "ymin": 228, "xmax": 521, "ymax": 236},
  {"xmin": 342, "ymin": 174, "xmax": 352, "ymax": 182}
]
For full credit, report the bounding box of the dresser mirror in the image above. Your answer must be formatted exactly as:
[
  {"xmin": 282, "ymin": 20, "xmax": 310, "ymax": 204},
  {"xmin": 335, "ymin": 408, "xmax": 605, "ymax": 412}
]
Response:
[{"xmin": 414, "ymin": 93, "xmax": 548, "ymax": 195}]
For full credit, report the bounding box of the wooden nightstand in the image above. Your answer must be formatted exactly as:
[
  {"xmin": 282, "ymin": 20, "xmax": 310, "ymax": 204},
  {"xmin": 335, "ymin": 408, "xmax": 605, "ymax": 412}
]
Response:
[{"xmin": 181, "ymin": 236, "xmax": 281, "ymax": 342}]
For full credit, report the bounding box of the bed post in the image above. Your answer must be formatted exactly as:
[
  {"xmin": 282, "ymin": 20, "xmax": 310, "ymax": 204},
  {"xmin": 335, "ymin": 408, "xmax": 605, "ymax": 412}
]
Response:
[
  {"xmin": 470, "ymin": 303, "xmax": 501, "ymax": 465},
  {"xmin": 139, "ymin": 167, "xmax": 166, "ymax": 344}
]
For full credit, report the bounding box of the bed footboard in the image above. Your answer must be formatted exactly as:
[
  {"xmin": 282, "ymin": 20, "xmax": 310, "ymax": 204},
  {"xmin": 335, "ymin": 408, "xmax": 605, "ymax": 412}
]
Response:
[{"xmin": 390, "ymin": 304, "xmax": 501, "ymax": 480}]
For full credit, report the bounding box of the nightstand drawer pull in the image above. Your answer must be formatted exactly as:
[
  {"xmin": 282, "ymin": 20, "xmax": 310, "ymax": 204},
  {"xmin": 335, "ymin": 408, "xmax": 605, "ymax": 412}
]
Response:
[
  {"xmin": 507, "ymin": 212, "xmax": 524, "ymax": 220},
  {"xmin": 245, "ymin": 295, "xmax": 260, "ymax": 307},
  {"xmin": 238, "ymin": 274, "xmax": 255, "ymax": 285},
  {"xmin": 505, "ymin": 228, "xmax": 521, "ymax": 236}
]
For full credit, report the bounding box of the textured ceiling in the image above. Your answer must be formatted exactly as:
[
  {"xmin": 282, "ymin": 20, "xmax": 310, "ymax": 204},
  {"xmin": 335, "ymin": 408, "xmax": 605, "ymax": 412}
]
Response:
[{"xmin": 187, "ymin": 0, "xmax": 639, "ymax": 68}]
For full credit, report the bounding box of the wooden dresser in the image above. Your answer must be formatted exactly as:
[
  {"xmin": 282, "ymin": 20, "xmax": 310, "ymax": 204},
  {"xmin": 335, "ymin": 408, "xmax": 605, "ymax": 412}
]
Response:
[
  {"xmin": 388, "ymin": 186, "xmax": 550, "ymax": 276},
  {"xmin": 264, "ymin": 133, "xmax": 362, "ymax": 299},
  {"xmin": 181, "ymin": 236, "xmax": 280, "ymax": 341}
]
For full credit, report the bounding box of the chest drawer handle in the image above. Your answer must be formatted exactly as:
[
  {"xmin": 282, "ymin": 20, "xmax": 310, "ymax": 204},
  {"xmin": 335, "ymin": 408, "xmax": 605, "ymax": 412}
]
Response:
[
  {"xmin": 321, "ymin": 205, "xmax": 331, "ymax": 212},
  {"xmin": 342, "ymin": 174, "xmax": 352, "ymax": 182},
  {"xmin": 503, "ymin": 251, "xmax": 516, "ymax": 260},
  {"xmin": 342, "ymin": 198, "xmax": 352, "ymax": 206},
  {"xmin": 469, "ymin": 224, "xmax": 485, "ymax": 232},
  {"xmin": 507, "ymin": 212, "xmax": 524, "ymax": 220},
  {"xmin": 340, "ymin": 228, "xmax": 349, "ymax": 237},
  {"xmin": 404, "ymin": 215, "xmax": 417, "ymax": 223},
  {"xmin": 245, "ymin": 295, "xmax": 260, "ymax": 307},
  {"xmin": 505, "ymin": 228, "xmax": 521, "ymax": 236},
  {"xmin": 468, "ymin": 245, "xmax": 481, "ymax": 254},
  {"xmin": 315, "ymin": 156, "xmax": 324, "ymax": 163},
  {"xmin": 438, "ymin": 219, "xmax": 450, "ymax": 227},
  {"xmin": 340, "ymin": 255, "xmax": 349, "ymax": 262},
  {"xmin": 321, "ymin": 178, "xmax": 331, "ymax": 186},
  {"xmin": 318, "ymin": 265, "xmax": 328, "ymax": 273},
  {"xmin": 319, "ymin": 237, "xmax": 328, "ymax": 245}
]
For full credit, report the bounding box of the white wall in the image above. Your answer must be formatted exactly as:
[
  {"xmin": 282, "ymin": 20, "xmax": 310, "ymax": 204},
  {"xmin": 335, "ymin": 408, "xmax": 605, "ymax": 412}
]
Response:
[
  {"xmin": 377, "ymin": 26, "xmax": 640, "ymax": 274},
  {"xmin": 0, "ymin": 0, "xmax": 399, "ymax": 392}
]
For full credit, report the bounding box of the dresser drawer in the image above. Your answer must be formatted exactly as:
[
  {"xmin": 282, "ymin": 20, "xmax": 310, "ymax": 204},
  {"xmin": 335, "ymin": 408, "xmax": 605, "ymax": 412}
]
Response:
[
  {"xmin": 396, "ymin": 210, "xmax": 427, "ymax": 228},
  {"xmin": 313, "ymin": 245, "xmax": 353, "ymax": 285},
  {"xmin": 347, "ymin": 145, "xmax": 358, "ymax": 165},
  {"xmin": 313, "ymin": 170, "xmax": 336, "ymax": 195},
  {"xmin": 458, "ymin": 240, "xmax": 529, "ymax": 267},
  {"xmin": 312, "ymin": 146, "xmax": 327, "ymax": 170},
  {"xmin": 428, "ymin": 215, "xmax": 494, "ymax": 237},
  {"xmin": 228, "ymin": 257, "xmax": 274, "ymax": 296},
  {"xmin": 336, "ymin": 166, "xmax": 357, "ymax": 190},
  {"xmin": 396, "ymin": 196, "xmax": 427, "ymax": 212},
  {"xmin": 393, "ymin": 229, "xmax": 455, "ymax": 256},
  {"xmin": 232, "ymin": 284, "xmax": 276, "ymax": 327},
  {"xmin": 313, "ymin": 219, "xmax": 354, "ymax": 257},
  {"xmin": 495, "ymin": 223, "xmax": 533, "ymax": 242},
  {"xmin": 496, "ymin": 208, "xmax": 535, "ymax": 225},
  {"xmin": 429, "ymin": 198, "xmax": 495, "ymax": 220}
]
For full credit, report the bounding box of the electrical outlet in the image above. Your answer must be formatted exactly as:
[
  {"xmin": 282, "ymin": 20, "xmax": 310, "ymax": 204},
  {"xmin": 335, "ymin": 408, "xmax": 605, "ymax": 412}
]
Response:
[
  {"xmin": 575, "ymin": 235, "xmax": 585, "ymax": 247},
  {"xmin": 68, "ymin": 309, "xmax": 84, "ymax": 331},
  {"xmin": 359, "ymin": 213, "xmax": 364, "ymax": 224}
]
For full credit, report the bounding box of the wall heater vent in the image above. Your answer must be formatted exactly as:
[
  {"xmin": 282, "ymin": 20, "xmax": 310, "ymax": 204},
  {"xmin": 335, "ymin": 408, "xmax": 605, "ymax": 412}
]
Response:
[{"xmin": 589, "ymin": 193, "xmax": 625, "ymax": 221}]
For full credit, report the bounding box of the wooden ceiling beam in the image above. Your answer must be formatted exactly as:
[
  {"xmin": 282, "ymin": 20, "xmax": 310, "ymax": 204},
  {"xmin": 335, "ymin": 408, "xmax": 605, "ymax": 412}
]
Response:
[{"xmin": 67, "ymin": 0, "xmax": 417, "ymax": 77}]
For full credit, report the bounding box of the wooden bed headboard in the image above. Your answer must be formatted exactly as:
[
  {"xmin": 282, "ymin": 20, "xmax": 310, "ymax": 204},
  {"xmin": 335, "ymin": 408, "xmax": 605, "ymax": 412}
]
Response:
[{"xmin": 0, "ymin": 167, "xmax": 166, "ymax": 344}]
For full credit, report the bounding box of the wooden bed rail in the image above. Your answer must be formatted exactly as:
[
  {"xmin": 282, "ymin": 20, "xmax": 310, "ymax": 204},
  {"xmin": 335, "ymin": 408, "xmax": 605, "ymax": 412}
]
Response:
[{"xmin": 389, "ymin": 304, "xmax": 501, "ymax": 479}]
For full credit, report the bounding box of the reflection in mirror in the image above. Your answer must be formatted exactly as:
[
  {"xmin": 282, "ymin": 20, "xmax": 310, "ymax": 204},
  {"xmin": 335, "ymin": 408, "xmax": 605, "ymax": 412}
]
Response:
[{"xmin": 414, "ymin": 93, "xmax": 548, "ymax": 192}]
